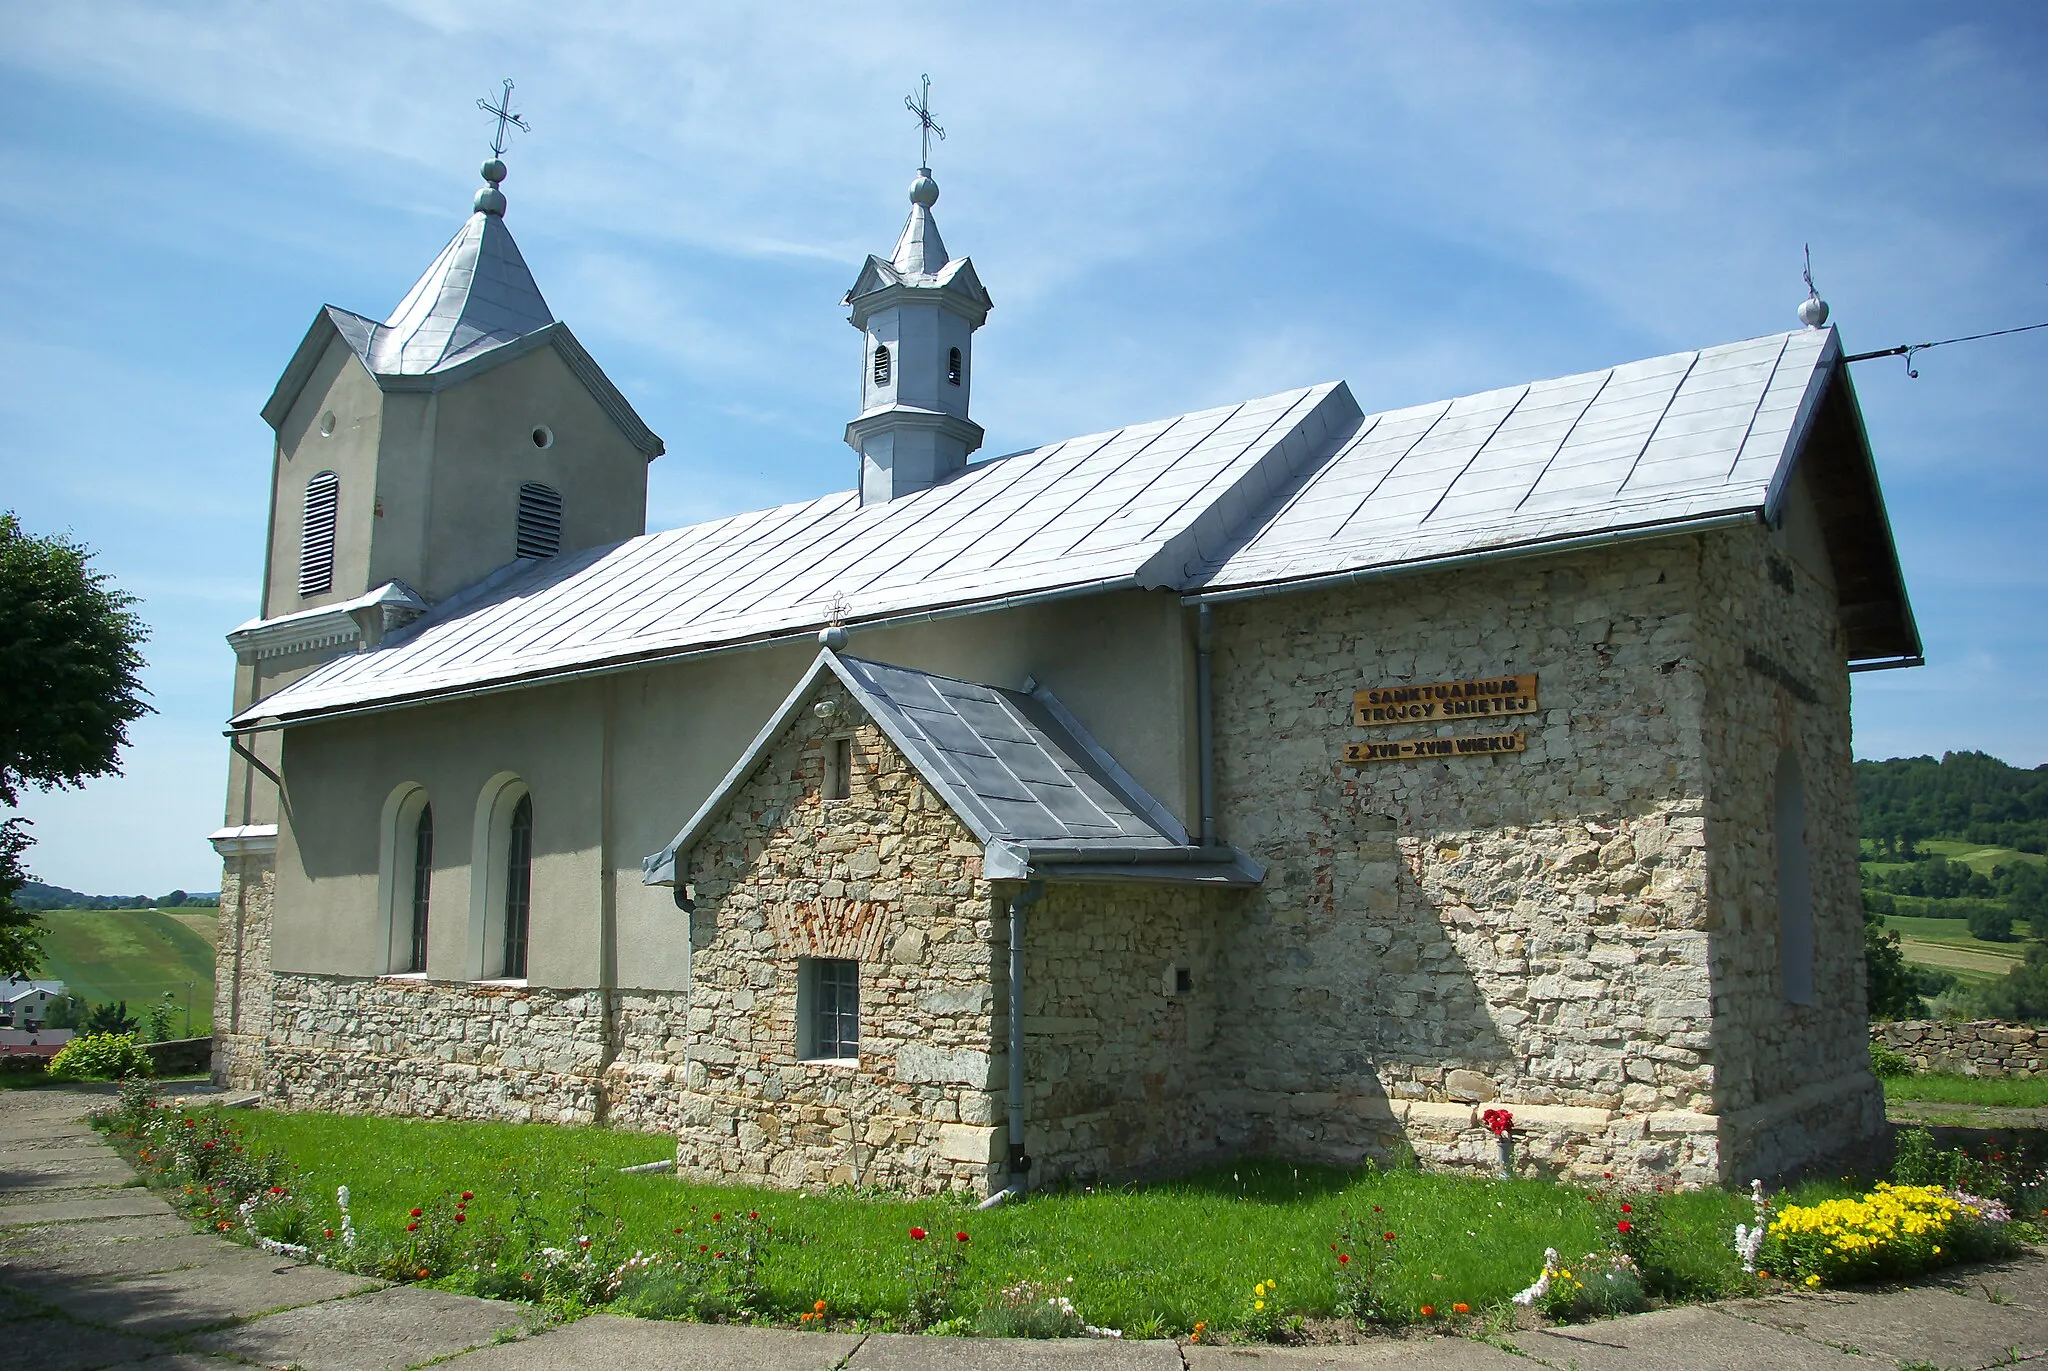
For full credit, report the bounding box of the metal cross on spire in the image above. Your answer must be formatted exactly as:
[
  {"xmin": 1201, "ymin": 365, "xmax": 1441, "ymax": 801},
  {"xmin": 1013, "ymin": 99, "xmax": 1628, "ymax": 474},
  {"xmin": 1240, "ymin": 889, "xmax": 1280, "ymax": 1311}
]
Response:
[
  {"xmin": 476, "ymin": 79, "xmax": 530, "ymax": 158},
  {"xmin": 904, "ymin": 74, "xmax": 945, "ymax": 172}
]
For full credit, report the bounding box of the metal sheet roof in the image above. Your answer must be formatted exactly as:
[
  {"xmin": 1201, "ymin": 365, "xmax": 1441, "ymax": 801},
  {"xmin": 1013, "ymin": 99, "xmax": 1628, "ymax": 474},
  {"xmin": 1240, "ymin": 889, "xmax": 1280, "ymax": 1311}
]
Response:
[
  {"xmin": 1193, "ymin": 329, "xmax": 1837, "ymax": 593},
  {"xmin": 234, "ymin": 382, "xmax": 1358, "ymax": 725},
  {"xmin": 234, "ymin": 327, "xmax": 1875, "ymax": 729},
  {"xmin": 644, "ymin": 651, "xmax": 1260, "ymax": 887}
]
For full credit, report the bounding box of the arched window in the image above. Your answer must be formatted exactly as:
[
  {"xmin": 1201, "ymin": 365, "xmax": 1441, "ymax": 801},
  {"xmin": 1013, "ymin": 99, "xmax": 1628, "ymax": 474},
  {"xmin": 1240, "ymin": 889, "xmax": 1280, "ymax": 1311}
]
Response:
[
  {"xmin": 947, "ymin": 347, "xmax": 963, "ymax": 386},
  {"xmin": 872, "ymin": 344, "xmax": 891, "ymax": 388},
  {"xmin": 503, "ymin": 794, "xmax": 533, "ymax": 979},
  {"xmin": 516, "ymin": 483, "xmax": 563, "ymax": 559},
  {"xmin": 1776, "ymin": 748, "xmax": 1814, "ymax": 1004},
  {"xmin": 299, "ymin": 471, "xmax": 339, "ymax": 597},
  {"xmin": 407, "ymin": 804, "xmax": 433, "ymax": 973}
]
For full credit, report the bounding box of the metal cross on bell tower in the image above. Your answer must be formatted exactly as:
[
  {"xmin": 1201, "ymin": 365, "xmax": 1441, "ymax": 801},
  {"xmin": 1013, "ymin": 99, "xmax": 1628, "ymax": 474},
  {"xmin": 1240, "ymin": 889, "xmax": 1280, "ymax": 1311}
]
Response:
[
  {"xmin": 476, "ymin": 79, "xmax": 531, "ymax": 158},
  {"xmin": 904, "ymin": 73, "xmax": 945, "ymax": 173}
]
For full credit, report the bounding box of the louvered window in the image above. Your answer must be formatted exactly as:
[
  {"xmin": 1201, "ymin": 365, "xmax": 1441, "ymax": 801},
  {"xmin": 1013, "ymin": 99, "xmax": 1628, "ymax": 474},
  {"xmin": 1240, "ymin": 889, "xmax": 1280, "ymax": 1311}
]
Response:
[
  {"xmin": 407, "ymin": 805, "xmax": 433, "ymax": 974},
  {"xmin": 948, "ymin": 347, "xmax": 962, "ymax": 385},
  {"xmin": 872, "ymin": 344, "xmax": 891, "ymax": 388},
  {"xmin": 502, "ymin": 794, "xmax": 533, "ymax": 979},
  {"xmin": 516, "ymin": 483, "xmax": 563, "ymax": 559},
  {"xmin": 299, "ymin": 471, "xmax": 339, "ymax": 597}
]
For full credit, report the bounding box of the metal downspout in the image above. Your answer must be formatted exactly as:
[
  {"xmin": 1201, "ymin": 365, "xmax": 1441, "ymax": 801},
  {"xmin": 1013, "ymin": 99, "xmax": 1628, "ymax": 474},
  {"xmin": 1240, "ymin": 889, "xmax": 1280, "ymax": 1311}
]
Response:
[
  {"xmin": 1196, "ymin": 604, "xmax": 1217, "ymax": 848},
  {"xmin": 1005, "ymin": 882, "xmax": 1044, "ymax": 1193}
]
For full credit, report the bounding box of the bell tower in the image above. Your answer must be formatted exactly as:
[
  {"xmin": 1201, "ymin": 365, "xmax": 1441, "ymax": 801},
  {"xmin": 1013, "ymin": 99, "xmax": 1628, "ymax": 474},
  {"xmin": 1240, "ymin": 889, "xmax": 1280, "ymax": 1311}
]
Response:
[{"xmin": 842, "ymin": 79, "xmax": 993, "ymax": 504}]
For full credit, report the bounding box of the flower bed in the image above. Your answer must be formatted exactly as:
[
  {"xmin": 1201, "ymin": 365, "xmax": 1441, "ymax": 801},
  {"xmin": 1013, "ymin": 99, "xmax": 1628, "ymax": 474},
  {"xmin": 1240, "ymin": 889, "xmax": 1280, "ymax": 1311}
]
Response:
[{"xmin": 87, "ymin": 1086, "xmax": 2045, "ymax": 1342}]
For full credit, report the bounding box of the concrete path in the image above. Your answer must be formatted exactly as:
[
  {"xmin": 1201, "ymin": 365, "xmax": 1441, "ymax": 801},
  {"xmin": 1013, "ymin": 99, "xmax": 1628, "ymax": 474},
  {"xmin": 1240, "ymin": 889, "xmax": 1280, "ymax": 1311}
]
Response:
[{"xmin": 3, "ymin": 1083, "xmax": 2044, "ymax": 1370}]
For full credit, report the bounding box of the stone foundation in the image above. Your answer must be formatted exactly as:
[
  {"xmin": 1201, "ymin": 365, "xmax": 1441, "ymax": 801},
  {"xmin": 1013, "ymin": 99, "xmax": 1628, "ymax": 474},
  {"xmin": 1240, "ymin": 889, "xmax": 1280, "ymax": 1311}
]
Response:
[{"xmin": 213, "ymin": 854, "xmax": 276, "ymax": 1089}]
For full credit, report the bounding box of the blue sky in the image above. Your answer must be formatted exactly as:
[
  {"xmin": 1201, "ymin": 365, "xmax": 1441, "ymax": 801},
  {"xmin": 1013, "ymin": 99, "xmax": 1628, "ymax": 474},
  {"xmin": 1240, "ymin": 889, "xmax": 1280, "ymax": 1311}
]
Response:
[{"xmin": 2, "ymin": 2, "xmax": 2044, "ymax": 893}]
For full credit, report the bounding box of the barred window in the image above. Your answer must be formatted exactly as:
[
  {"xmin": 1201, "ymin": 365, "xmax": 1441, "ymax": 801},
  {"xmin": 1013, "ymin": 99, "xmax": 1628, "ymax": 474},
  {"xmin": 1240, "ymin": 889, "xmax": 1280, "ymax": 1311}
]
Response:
[
  {"xmin": 947, "ymin": 346, "xmax": 962, "ymax": 385},
  {"xmin": 802, "ymin": 957, "xmax": 859, "ymax": 1060},
  {"xmin": 872, "ymin": 344, "xmax": 891, "ymax": 388},
  {"xmin": 503, "ymin": 794, "xmax": 533, "ymax": 979},
  {"xmin": 299, "ymin": 471, "xmax": 339, "ymax": 597},
  {"xmin": 516, "ymin": 483, "xmax": 562, "ymax": 559}
]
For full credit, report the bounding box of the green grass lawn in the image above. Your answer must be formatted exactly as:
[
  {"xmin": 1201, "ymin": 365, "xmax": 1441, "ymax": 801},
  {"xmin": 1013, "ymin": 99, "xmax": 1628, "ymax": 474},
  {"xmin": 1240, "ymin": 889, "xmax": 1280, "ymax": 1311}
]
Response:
[
  {"xmin": 1879, "ymin": 913, "xmax": 2033, "ymax": 987},
  {"xmin": 35, "ymin": 908, "xmax": 214, "ymax": 1034},
  {"xmin": 214, "ymin": 1108, "xmax": 1759, "ymax": 1332},
  {"xmin": 1883, "ymin": 1073, "xmax": 2048, "ymax": 1110}
]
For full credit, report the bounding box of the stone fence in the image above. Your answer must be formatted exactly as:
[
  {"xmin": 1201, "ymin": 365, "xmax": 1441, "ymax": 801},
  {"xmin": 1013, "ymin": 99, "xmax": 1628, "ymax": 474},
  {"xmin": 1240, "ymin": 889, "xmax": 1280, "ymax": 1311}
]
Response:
[
  {"xmin": 143, "ymin": 1037, "xmax": 215, "ymax": 1077},
  {"xmin": 1870, "ymin": 1020, "xmax": 2048, "ymax": 1078}
]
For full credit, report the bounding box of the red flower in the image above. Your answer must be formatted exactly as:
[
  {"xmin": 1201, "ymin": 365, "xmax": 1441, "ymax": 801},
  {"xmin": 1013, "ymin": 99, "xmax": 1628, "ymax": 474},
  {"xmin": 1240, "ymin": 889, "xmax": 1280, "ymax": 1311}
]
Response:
[
  {"xmin": 711, "ymin": 1212, "xmax": 723, "ymax": 1222},
  {"xmin": 1421, "ymin": 1304, "xmax": 1437, "ymax": 1317},
  {"xmin": 956, "ymin": 1231, "xmax": 969, "ymax": 1243},
  {"xmin": 409, "ymin": 1208, "xmax": 423, "ymax": 1218},
  {"xmin": 324, "ymin": 1229, "xmax": 335, "ymax": 1239},
  {"xmin": 1383, "ymin": 1231, "xmax": 1396, "ymax": 1243},
  {"xmin": 1603, "ymin": 1171, "xmax": 1614, "ymax": 1180},
  {"xmin": 407, "ymin": 1222, "xmax": 419, "ymax": 1231},
  {"xmin": 461, "ymin": 1191, "xmax": 474, "ymax": 1201},
  {"xmin": 1620, "ymin": 1203, "xmax": 1632, "ymax": 1213},
  {"xmin": 674, "ymin": 1227, "xmax": 683, "ymax": 1235},
  {"xmin": 1616, "ymin": 1219, "xmax": 1633, "ymax": 1234},
  {"xmin": 1337, "ymin": 1253, "xmax": 1350, "ymax": 1264},
  {"xmin": 454, "ymin": 1213, "xmax": 466, "ymax": 1223},
  {"xmin": 715, "ymin": 1251, "xmax": 725, "ymax": 1259},
  {"xmin": 750, "ymin": 1211, "xmax": 759, "ymax": 1220},
  {"xmin": 1452, "ymin": 1303, "xmax": 1470, "ymax": 1315},
  {"xmin": 699, "ymin": 1244, "xmax": 708, "ymax": 1252},
  {"xmin": 909, "ymin": 1226, "xmax": 927, "ymax": 1240}
]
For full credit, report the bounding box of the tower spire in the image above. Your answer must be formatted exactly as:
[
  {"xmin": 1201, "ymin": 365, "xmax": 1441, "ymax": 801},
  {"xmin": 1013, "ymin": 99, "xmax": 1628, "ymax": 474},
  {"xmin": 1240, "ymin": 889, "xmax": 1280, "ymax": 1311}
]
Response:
[{"xmin": 841, "ymin": 77, "xmax": 993, "ymax": 505}]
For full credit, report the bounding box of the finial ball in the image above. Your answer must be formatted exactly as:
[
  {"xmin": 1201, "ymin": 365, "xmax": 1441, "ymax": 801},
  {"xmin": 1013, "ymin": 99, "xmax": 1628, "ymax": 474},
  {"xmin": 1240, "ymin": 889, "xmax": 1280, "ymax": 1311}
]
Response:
[
  {"xmin": 482, "ymin": 158, "xmax": 508, "ymax": 185},
  {"xmin": 1797, "ymin": 295, "xmax": 1830, "ymax": 329},
  {"xmin": 474, "ymin": 185, "xmax": 507, "ymax": 217},
  {"xmin": 909, "ymin": 173, "xmax": 939, "ymax": 208},
  {"xmin": 819, "ymin": 625, "xmax": 850, "ymax": 651}
]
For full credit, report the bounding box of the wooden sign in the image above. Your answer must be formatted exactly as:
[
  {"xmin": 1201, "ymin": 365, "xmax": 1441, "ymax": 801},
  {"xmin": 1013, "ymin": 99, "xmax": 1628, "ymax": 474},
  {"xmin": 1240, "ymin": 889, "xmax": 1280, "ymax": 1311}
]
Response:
[
  {"xmin": 1344, "ymin": 732, "xmax": 1527, "ymax": 764},
  {"xmin": 1353, "ymin": 674, "xmax": 1538, "ymax": 726}
]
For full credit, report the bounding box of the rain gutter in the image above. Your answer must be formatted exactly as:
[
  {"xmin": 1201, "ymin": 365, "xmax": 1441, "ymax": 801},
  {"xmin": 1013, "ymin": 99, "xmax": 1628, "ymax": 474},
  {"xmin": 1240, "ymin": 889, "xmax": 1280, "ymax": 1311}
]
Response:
[{"xmin": 223, "ymin": 573, "xmax": 1143, "ymax": 738}]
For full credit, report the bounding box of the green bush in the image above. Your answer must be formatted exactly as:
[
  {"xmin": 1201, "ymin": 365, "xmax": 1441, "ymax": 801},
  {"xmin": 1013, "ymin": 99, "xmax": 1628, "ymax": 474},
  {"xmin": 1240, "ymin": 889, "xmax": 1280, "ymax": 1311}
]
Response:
[
  {"xmin": 1869, "ymin": 1040, "xmax": 1916, "ymax": 1079},
  {"xmin": 46, "ymin": 1032, "xmax": 152, "ymax": 1080}
]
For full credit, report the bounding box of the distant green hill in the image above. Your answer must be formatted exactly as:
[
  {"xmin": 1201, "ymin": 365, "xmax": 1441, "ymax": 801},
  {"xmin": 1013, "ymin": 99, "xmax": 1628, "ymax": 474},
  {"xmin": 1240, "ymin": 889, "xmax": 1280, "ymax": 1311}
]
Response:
[
  {"xmin": 33, "ymin": 908, "xmax": 216, "ymax": 1036},
  {"xmin": 1857, "ymin": 751, "xmax": 2048, "ymax": 855}
]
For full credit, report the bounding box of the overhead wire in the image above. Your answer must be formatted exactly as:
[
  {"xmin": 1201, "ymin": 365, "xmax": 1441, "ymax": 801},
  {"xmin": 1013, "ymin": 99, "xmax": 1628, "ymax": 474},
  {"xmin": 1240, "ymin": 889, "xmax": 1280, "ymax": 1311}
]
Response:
[{"xmin": 1844, "ymin": 320, "xmax": 2048, "ymax": 377}]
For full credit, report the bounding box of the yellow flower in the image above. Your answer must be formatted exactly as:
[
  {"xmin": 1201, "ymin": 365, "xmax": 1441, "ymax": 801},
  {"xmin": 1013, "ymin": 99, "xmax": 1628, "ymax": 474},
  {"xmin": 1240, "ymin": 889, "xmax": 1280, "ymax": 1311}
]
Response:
[
  {"xmin": 1805, "ymin": 1275, "xmax": 1820, "ymax": 1288},
  {"xmin": 1254, "ymin": 1300, "xmax": 1265, "ymax": 1311}
]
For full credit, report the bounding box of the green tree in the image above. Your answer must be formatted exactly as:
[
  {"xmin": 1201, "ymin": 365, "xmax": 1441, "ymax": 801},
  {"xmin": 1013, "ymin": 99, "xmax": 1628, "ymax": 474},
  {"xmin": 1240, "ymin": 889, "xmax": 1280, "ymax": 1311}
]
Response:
[
  {"xmin": 1978, "ymin": 942, "xmax": 2048, "ymax": 1024},
  {"xmin": 0, "ymin": 512, "xmax": 150, "ymax": 978},
  {"xmin": 1864, "ymin": 907, "xmax": 1926, "ymax": 1020},
  {"xmin": 83, "ymin": 999, "xmax": 137, "ymax": 1035}
]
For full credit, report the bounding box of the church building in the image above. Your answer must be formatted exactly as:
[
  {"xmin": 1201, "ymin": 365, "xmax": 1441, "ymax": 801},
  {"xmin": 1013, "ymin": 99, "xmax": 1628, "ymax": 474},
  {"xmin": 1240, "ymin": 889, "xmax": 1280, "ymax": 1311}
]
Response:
[{"xmin": 210, "ymin": 124, "xmax": 1920, "ymax": 1196}]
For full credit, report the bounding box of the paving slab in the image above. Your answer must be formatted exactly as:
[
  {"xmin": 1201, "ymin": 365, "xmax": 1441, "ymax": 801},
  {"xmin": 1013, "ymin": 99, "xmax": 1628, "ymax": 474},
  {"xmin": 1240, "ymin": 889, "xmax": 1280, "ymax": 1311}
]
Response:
[
  {"xmin": 847, "ymin": 1332, "xmax": 1183, "ymax": 1369},
  {"xmin": 0, "ymin": 1212, "xmax": 191, "ymax": 1249},
  {"xmin": 1934, "ymin": 1252, "xmax": 2048, "ymax": 1313},
  {"xmin": 5, "ymin": 1316, "xmax": 166, "ymax": 1369},
  {"xmin": 1504, "ymin": 1305, "xmax": 1873, "ymax": 1370},
  {"xmin": 192, "ymin": 1284, "xmax": 543, "ymax": 1370},
  {"xmin": 0, "ymin": 1232, "xmax": 243, "ymax": 1288},
  {"xmin": 0, "ymin": 1189, "xmax": 173, "ymax": 1227},
  {"xmin": 0, "ymin": 1156, "xmax": 141, "ymax": 1191},
  {"xmin": 1728, "ymin": 1286, "xmax": 2048, "ymax": 1369},
  {"xmin": 1184, "ymin": 1339, "xmax": 1525, "ymax": 1368},
  {"xmin": 448, "ymin": 1314, "xmax": 863, "ymax": 1371},
  {"xmin": 34, "ymin": 1251, "xmax": 380, "ymax": 1334}
]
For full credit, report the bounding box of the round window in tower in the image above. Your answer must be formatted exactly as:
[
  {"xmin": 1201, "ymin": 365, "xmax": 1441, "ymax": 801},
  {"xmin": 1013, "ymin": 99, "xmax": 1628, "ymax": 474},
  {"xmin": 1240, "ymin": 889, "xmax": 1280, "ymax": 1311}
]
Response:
[
  {"xmin": 531, "ymin": 425, "xmax": 554, "ymax": 450},
  {"xmin": 318, "ymin": 411, "xmax": 336, "ymax": 437}
]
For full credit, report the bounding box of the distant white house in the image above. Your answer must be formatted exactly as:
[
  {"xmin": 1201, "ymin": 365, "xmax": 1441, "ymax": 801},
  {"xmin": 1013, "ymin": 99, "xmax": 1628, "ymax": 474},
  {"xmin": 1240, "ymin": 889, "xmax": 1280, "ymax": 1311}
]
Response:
[{"xmin": 0, "ymin": 979, "xmax": 65, "ymax": 1031}]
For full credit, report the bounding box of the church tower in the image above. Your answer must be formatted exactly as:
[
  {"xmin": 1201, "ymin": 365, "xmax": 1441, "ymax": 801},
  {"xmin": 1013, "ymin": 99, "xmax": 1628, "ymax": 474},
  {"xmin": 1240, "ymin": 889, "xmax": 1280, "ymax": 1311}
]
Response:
[
  {"xmin": 252, "ymin": 150, "xmax": 662, "ymax": 623},
  {"xmin": 842, "ymin": 85, "xmax": 993, "ymax": 504}
]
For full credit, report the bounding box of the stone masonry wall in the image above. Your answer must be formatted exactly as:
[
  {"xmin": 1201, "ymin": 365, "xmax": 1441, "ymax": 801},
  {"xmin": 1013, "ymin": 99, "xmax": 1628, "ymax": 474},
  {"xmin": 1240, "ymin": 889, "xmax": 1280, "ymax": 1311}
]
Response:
[
  {"xmin": 1016, "ymin": 881, "xmax": 1239, "ymax": 1184},
  {"xmin": 212, "ymin": 854, "xmax": 275, "ymax": 1089},
  {"xmin": 1873, "ymin": 1020, "xmax": 2048, "ymax": 1078},
  {"xmin": 1209, "ymin": 538, "xmax": 1726, "ymax": 1186},
  {"xmin": 259, "ymin": 973, "xmax": 613, "ymax": 1122},
  {"xmin": 672, "ymin": 679, "xmax": 1002, "ymax": 1194},
  {"xmin": 1695, "ymin": 524, "xmax": 1884, "ymax": 1180}
]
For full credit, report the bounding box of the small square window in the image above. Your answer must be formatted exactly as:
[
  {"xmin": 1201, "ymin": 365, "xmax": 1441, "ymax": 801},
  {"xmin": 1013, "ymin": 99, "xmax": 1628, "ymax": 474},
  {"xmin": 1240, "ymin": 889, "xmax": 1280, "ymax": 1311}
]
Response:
[
  {"xmin": 801, "ymin": 957, "xmax": 860, "ymax": 1060},
  {"xmin": 1163, "ymin": 964, "xmax": 1194, "ymax": 996},
  {"xmin": 824, "ymin": 736, "xmax": 852, "ymax": 802}
]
